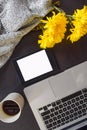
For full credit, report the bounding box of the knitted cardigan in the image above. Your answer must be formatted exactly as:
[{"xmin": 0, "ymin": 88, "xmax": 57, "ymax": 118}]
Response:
[{"xmin": 0, "ymin": 0, "xmax": 52, "ymax": 68}]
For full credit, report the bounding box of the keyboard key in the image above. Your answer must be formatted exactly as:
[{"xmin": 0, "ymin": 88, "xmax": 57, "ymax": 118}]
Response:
[
  {"xmin": 82, "ymin": 109, "xmax": 86, "ymax": 113},
  {"xmin": 47, "ymin": 104, "xmax": 51, "ymax": 107},
  {"xmin": 63, "ymin": 107, "xmax": 67, "ymax": 112},
  {"xmin": 61, "ymin": 118, "xmax": 65, "ymax": 122},
  {"xmin": 57, "ymin": 120, "xmax": 61, "ymax": 124},
  {"xmin": 75, "ymin": 102, "xmax": 79, "ymax": 106},
  {"xmin": 74, "ymin": 112, "xmax": 78, "ymax": 116},
  {"xmin": 78, "ymin": 111, "xmax": 82, "ymax": 115},
  {"xmin": 71, "ymin": 104, "xmax": 75, "ymax": 108},
  {"xmin": 48, "ymin": 128, "xmax": 52, "ymax": 130},
  {"xmin": 57, "ymin": 124, "xmax": 61, "ymax": 127},
  {"xmin": 63, "ymin": 102, "xmax": 67, "ymax": 107},
  {"xmin": 74, "ymin": 116, "xmax": 78, "ymax": 120},
  {"xmin": 53, "ymin": 117, "xmax": 57, "ymax": 121},
  {"xmin": 67, "ymin": 106, "xmax": 71, "ymax": 110},
  {"xmin": 80, "ymin": 95, "xmax": 84, "ymax": 99},
  {"xmin": 41, "ymin": 110, "xmax": 50, "ymax": 116},
  {"xmin": 53, "ymin": 121, "xmax": 57, "ymax": 126},
  {"xmin": 65, "ymin": 116, "xmax": 69, "ymax": 120},
  {"xmin": 70, "ymin": 118, "xmax": 73, "ymax": 121},
  {"xmin": 45, "ymin": 120, "xmax": 49, "ymax": 125},
  {"xmin": 70, "ymin": 109, "xmax": 74, "ymax": 113},
  {"xmin": 61, "ymin": 113, "xmax": 65, "ymax": 117},
  {"xmin": 78, "ymin": 114, "xmax": 83, "ymax": 118},
  {"xmin": 59, "ymin": 104, "xmax": 63, "ymax": 109},
  {"xmin": 47, "ymin": 124, "xmax": 52, "ymax": 129},
  {"xmin": 48, "ymin": 105, "xmax": 53, "ymax": 110},
  {"xmin": 80, "ymin": 100, "xmax": 84, "ymax": 104},
  {"xmin": 82, "ymin": 104, "xmax": 86, "ymax": 108},
  {"xmin": 78, "ymin": 105, "xmax": 82, "ymax": 110},
  {"xmin": 76, "ymin": 97, "xmax": 80, "ymax": 101},
  {"xmin": 56, "ymin": 100, "xmax": 61, "ymax": 105},
  {"xmin": 57, "ymin": 115, "xmax": 61, "ymax": 119},
  {"xmin": 84, "ymin": 94, "xmax": 87, "ymax": 97},
  {"xmin": 61, "ymin": 122, "xmax": 65, "ymax": 125},
  {"xmin": 43, "ymin": 115, "xmax": 50, "ymax": 120},
  {"xmin": 71, "ymin": 98, "xmax": 76, "ymax": 103},
  {"xmin": 67, "ymin": 100, "xmax": 72, "ymax": 105},
  {"xmin": 52, "ymin": 102, "xmax": 56, "ymax": 107},
  {"xmin": 43, "ymin": 106, "xmax": 48, "ymax": 111},
  {"xmin": 49, "ymin": 119, "xmax": 53, "ymax": 123},
  {"xmin": 69, "ymin": 114, "xmax": 73, "ymax": 118},
  {"xmin": 82, "ymin": 88, "xmax": 87, "ymax": 93},
  {"xmin": 59, "ymin": 109, "xmax": 63, "ymax": 113},
  {"xmin": 74, "ymin": 107, "xmax": 78, "ymax": 111},
  {"xmin": 50, "ymin": 108, "xmax": 55, "ymax": 112},
  {"xmin": 55, "ymin": 106, "xmax": 58, "ymax": 110},
  {"xmin": 65, "ymin": 111, "xmax": 69, "ymax": 115},
  {"xmin": 39, "ymin": 108, "xmax": 43, "ymax": 111},
  {"xmin": 50, "ymin": 113, "xmax": 54, "ymax": 117},
  {"xmin": 53, "ymin": 126, "xmax": 57, "ymax": 129},
  {"xmin": 84, "ymin": 98, "xmax": 87, "ymax": 102},
  {"xmin": 54, "ymin": 111, "xmax": 58, "ymax": 115}
]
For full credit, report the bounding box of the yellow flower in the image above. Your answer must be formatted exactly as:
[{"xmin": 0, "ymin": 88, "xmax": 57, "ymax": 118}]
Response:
[
  {"xmin": 38, "ymin": 12, "xmax": 68, "ymax": 48},
  {"xmin": 68, "ymin": 5, "xmax": 87, "ymax": 43}
]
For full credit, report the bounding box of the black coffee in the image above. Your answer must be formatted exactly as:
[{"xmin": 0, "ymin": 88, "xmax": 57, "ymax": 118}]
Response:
[{"xmin": 2, "ymin": 100, "xmax": 20, "ymax": 116}]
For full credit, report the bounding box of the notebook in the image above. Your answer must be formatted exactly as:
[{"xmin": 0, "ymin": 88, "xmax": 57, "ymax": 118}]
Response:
[{"xmin": 14, "ymin": 49, "xmax": 87, "ymax": 130}]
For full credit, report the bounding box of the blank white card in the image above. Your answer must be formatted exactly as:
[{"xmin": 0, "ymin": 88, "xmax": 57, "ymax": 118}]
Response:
[{"xmin": 17, "ymin": 50, "xmax": 53, "ymax": 81}]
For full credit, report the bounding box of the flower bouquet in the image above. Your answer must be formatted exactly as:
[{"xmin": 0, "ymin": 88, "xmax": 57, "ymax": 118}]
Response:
[{"xmin": 37, "ymin": 1, "xmax": 87, "ymax": 49}]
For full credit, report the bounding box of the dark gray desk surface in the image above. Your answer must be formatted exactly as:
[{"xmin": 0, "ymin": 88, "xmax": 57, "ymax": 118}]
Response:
[{"xmin": 0, "ymin": 0, "xmax": 87, "ymax": 130}]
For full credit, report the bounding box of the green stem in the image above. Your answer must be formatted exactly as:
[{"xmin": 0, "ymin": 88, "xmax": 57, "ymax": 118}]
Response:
[{"xmin": 52, "ymin": 5, "xmax": 64, "ymax": 13}]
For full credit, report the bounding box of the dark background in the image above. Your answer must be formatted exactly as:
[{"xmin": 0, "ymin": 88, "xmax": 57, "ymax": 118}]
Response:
[{"xmin": 0, "ymin": 0, "xmax": 87, "ymax": 129}]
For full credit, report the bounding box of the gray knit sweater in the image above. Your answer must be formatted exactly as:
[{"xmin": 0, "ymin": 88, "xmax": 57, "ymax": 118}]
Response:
[{"xmin": 0, "ymin": 0, "xmax": 52, "ymax": 68}]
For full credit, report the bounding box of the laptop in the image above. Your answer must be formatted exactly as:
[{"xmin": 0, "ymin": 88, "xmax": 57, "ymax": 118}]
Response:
[{"xmin": 14, "ymin": 49, "xmax": 87, "ymax": 130}]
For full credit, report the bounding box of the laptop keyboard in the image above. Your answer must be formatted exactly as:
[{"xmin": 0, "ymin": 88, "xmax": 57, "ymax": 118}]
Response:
[{"xmin": 38, "ymin": 88, "xmax": 87, "ymax": 130}]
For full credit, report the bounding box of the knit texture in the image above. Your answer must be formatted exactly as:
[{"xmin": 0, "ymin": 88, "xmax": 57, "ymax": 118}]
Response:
[{"xmin": 0, "ymin": 0, "xmax": 52, "ymax": 68}]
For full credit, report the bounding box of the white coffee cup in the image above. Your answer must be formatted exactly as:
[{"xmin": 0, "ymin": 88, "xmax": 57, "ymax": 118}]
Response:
[{"xmin": 0, "ymin": 93, "xmax": 24, "ymax": 123}]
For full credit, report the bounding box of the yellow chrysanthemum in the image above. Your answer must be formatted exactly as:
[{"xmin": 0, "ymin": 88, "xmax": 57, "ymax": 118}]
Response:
[
  {"xmin": 68, "ymin": 5, "xmax": 87, "ymax": 43},
  {"xmin": 38, "ymin": 12, "xmax": 68, "ymax": 48}
]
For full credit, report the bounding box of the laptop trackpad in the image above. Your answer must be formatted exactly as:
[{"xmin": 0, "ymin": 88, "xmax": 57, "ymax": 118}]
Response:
[
  {"xmin": 24, "ymin": 78, "xmax": 55, "ymax": 107},
  {"xmin": 49, "ymin": 70, "xmax": 78, "ymax": 99}
]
